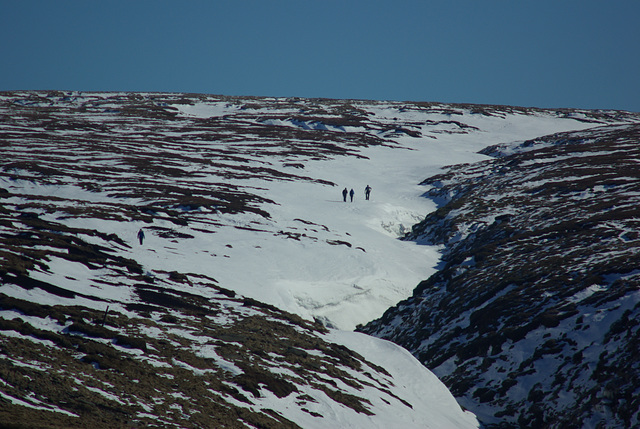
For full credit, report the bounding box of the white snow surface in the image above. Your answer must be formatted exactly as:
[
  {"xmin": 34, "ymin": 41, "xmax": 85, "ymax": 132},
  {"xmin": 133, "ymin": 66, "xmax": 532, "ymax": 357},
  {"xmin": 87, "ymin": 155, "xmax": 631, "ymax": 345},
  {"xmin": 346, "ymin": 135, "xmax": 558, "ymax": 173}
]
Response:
[
  {"xmin": 128, "ymin": 103, "xmax": 600, "ymax": 331},
  {"xmin": 240, "ymin": 329, "xmax": 479, "ymax": 429},
  {"xmin": 1, "ymin": 94, "xmax": 616, "ymax": 428}
]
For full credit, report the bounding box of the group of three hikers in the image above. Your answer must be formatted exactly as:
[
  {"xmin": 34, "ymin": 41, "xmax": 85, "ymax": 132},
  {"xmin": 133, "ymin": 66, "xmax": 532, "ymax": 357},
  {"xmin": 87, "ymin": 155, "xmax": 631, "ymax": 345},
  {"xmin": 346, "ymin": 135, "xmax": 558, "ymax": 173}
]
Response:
[{"xmin": 342, "ymin": 185, "xmax": 372, "ymax": 202}]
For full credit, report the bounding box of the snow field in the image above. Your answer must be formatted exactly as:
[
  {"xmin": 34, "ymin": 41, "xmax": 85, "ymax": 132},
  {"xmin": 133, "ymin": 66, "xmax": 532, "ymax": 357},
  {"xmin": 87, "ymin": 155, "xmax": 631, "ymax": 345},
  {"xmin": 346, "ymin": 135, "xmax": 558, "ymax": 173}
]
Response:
[{"xmin": 2, "ymin": 93, "xmax": 614, "ymax": 427}]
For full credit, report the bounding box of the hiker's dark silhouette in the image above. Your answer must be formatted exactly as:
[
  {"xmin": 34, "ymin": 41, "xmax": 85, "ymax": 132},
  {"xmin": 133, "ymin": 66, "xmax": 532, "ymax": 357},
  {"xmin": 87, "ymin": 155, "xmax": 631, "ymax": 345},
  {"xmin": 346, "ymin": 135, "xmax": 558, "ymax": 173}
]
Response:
[
  {"xmin": 365, "ymin": 185, "xmax": 372, "ymax": 200},
  {"xmin": 349, "ymin": 188, "xmax": 355, "ymax": 202},
  {"xmin": 137, "ymin": 229, "xmax": 145, "ymax": 245},
  {"xmin": 342, "ymin": 187, "xmax": 348, "ymax": 202}
]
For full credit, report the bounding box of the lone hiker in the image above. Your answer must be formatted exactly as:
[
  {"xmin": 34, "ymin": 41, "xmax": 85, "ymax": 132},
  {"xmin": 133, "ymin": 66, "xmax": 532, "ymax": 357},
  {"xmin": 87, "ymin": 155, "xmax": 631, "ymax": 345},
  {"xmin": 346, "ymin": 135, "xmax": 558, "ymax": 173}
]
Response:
[
  {"xmin": 342, "ymin": 187, "xmax": 348, "ymax": 202},
  {"xmin": 137, "ymin": 228, "xmax": 145, "ymax": 245},
  {"xmin": 349, "ymin": 188, "xmax": 355, "ymax": 202},
  {"xmin": 365, "ymin": 185, "xmax": 372, "ymax": 200}
]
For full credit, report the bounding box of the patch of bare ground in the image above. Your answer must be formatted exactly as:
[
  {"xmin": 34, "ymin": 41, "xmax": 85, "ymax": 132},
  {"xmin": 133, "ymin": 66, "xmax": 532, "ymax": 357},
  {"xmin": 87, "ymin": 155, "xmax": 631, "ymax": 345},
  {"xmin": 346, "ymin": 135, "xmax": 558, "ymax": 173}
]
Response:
[{"xmin": 0, "ymin": 282, "xmax": 405, "ymax": 427}]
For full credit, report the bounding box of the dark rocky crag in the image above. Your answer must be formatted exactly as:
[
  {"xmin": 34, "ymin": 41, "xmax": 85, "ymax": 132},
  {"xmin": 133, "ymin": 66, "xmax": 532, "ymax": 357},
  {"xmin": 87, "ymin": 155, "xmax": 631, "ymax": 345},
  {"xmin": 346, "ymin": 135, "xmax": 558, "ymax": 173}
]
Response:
[{"xmin": 360, "ymin": 123, "xmax": 640, "ymax": 428}]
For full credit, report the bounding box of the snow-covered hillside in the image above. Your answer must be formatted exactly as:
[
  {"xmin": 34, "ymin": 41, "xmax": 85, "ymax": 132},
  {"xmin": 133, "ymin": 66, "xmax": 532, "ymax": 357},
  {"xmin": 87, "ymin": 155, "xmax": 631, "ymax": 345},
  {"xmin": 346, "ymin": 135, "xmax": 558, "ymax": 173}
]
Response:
[
  {"xmin": 1, "ymin": 90, "xmax": 637, "ymax": 427},
  {"xmin": 361, "ymin": 123, "xmax": 640, "ymax": 428}
]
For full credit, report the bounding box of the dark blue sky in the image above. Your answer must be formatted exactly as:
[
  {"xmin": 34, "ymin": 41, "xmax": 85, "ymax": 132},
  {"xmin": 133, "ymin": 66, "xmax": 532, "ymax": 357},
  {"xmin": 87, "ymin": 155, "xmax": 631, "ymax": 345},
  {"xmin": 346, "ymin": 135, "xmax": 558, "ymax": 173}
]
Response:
[{"xmin": 2, "ymin": 1, "xmax": 639, "ymax": 111}]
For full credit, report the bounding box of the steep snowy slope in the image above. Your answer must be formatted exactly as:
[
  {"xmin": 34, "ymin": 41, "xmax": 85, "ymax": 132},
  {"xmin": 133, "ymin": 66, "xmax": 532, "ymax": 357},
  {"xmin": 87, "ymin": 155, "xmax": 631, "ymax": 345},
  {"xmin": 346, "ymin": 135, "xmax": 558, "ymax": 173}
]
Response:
[
  {"xmin": 2, "ymin": 91, "xmax": 619, "ymax": 331},
  {"xmin": 1, "ymin": 90, "xmax": 636, "ymax": 427},
  {"xmin": 361, "ymin": 123, "xmax": 640, "ymax": 428}
]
